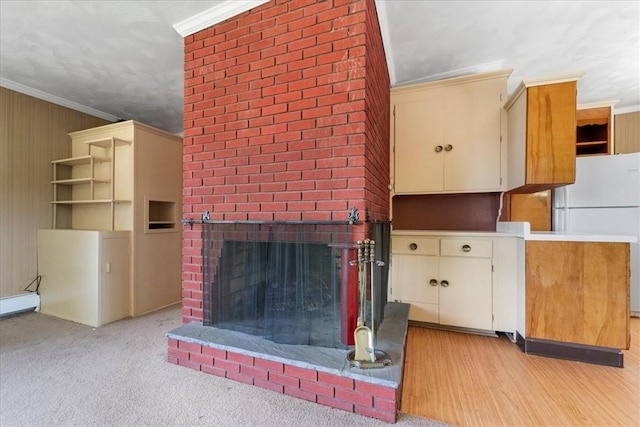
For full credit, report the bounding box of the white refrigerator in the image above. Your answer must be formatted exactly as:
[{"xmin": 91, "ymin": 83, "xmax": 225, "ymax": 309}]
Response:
[{"xmin": 553, "ymin": 153, "xmax": 640, "ymax": 314}]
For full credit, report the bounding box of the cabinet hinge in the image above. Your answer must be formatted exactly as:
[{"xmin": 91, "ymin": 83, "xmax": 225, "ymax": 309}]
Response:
[
  {"xmin": 492, "ymin": 264, "xmax": 494, "ymax": 272},
  {"xmin": 393, "ymin": 105, "xmax": 396, "ymax": 116},
  {"xmin": 499, "ymin": 177, "xmax": 502, "ymax": 185},
  {"xmin": 500, "ymin": 93, "xmax": 504, "ymax": 101},
  {"xmin": 500, "ymin": 135, "xmax": 502, "ymax": 143}
]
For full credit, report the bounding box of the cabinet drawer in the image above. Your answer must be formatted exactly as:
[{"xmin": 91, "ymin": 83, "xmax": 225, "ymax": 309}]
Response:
[
  {"xmin": 440, "ymin": 239, "xmax": 493, "ymax": 258},
  {"xmin": 392, "ymin": 236, "xmax": 439, "ymax": 255}
]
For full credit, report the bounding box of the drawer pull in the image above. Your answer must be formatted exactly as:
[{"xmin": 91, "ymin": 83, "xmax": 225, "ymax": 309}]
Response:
[
  {"xmin": 409, "ymin": 243, "xmax": 418, "ymax": 250},
  {"xmin": 429, "ymin": 279, "xmax": 438, "ymax": 286},
  {"xmin": 440, "ymin": 280, "xmax": 450, "ymax": 287},
  {"xmin": 444, "ymin": 144, "xmax": 453, "ymax": 152},
  {"xmin": 434, "ymin": 145, "xmax": 443, "ymax": 153},
  {"xmin": 461, "ymin": 244, "xmax": 471, "ymax": 252}
]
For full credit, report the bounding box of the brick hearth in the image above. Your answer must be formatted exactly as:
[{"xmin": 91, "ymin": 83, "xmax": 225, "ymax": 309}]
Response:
[{"xmin": 168, "ymin": 302, "xmax": 408, "ymax": 423}]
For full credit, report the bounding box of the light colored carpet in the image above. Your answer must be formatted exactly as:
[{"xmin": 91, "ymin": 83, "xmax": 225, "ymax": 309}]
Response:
[{"xmin": 0, "ymin": 304, "xmax": 448, "ymax": 427}]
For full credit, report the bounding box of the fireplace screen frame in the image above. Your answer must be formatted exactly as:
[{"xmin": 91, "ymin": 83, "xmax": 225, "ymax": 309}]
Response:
[{"xmin": 201, "ymin": 221, "xmax": 356, "ymax": 349}]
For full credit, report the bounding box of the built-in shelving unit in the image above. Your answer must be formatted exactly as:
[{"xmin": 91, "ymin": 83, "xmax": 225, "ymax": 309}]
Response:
[
  {"xmin": 51, "ymin": 137, "xmax": 132, "ymax": 230},
  {"xmin": 41, "ymin": 120, "xmax": 183, "ymax": 322},
  {"xmin": 146, "ymin": 199, "xmax": 177, "ymax": 231},
  {"xmin": 576, "ymin": 101, "xmax": 617, "ymax": 157}
]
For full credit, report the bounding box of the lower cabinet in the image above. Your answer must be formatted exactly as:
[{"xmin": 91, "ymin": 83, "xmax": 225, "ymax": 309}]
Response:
[
  {"xmin": 524, "ymin": 240, "xmax": 630, "ymax": 349},
  {"xmin": 390, "ymin": 232, "xmax": 515, "ymax": 333},
  {"xmin": 37, "ymin": 229, "xmax": 130, "ymax": 327}
]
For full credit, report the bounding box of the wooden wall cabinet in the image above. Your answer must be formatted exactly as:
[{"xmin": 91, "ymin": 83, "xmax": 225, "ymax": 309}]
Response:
[
  {"xmin": 390, "ymin": 232, "xmax": 517, "ymax": 333},
  {"xmin": 40, "ymin": 120, "xmax": 182, "ymax": 321},
  {"xmin": 614, "ymin": 111, "xmax": 640, "ymax": 154},
  {"xmin": 499, "ymin": 190, "xmax": 552, "ymax": 232},
  {"xmin": 505, "ymin": 74, "xmax": 582, "ymax": 193},
  {"xmin": 576, "ymin": 101, "xmax": 616, "ymax": 156},
  {"xmin": 390, "ymin": 69, "xmax": 511, "ymax": 195}
]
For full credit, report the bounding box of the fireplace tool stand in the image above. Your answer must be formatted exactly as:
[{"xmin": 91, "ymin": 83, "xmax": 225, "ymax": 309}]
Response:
[{"xmin": 346, "ymin": 239, "xmax": 392, "ymax": 369}]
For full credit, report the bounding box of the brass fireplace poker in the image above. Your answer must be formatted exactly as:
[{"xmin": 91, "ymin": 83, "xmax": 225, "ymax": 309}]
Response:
[{"xmin": 347, "ymin": 239, "xmax": 392, "ymax": 369}]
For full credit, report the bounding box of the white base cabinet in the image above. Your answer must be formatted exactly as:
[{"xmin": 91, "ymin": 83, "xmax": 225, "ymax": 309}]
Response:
[
  {"xmin": 390, "ymin": 231, "xmax": 517, "ymax": 333},
  {"xmin": 37, "ymin": 229, "xmax": 130, "ymax": 327}
]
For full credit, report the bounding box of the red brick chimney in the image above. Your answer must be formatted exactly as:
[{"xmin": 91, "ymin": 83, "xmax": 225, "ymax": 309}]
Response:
[{"xmin": 181, "ymin": 0, "xmax": 389, "ymax": 323}]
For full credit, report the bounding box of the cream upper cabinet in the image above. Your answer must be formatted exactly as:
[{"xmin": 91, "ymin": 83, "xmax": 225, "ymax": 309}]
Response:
[{"xmin": 391, "ymin": 69, "xmax": 511, "ymax": 195}]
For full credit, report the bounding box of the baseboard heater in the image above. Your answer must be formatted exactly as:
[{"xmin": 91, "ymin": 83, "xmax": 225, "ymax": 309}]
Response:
[{"xmin": 0, "ymin": 292, "xmax": 40, "ymax": 317}]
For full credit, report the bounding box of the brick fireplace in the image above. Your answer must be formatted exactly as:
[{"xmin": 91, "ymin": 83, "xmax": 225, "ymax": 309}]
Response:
[{"xmin": 169, "ymin": 0, "xmax": 401, "ymax": 422}]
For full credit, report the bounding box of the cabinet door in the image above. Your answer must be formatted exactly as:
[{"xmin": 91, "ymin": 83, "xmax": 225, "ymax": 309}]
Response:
[
  {"xmin": 444, "ymin": 80, "xmax": 502, "ymax": 192},
  {"xmin": 100, "ymin": 236, "xmax": 130, "ymax": 325},
  {"xmin": 392, "ymin": 253, "xmax": 439, "ymax": 322},
  {"xmin": 394, "ymin": 99, "xmax": 445, "ymax": 193},
  {"xmin": 523, "ymin": 82, "xmax": 577, "ymax": 188},
  {"xmin": 438, "ymin": 256, "xmax": 493, "ymax": 330}
]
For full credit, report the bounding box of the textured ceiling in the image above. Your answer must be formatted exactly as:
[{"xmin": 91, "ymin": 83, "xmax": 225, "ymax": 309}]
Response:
[
  {"xmin": 1, "ymin": 1, "xmax": 639, "ymax": 135},
  {"xmin": 379, "ymin": 1, "xmax": 640, "ymax": 108}
]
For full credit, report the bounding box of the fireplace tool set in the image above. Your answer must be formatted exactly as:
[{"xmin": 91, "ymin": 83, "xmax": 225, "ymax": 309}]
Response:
[{"xmin": 347, "ymin": 239, "xmax": 392, "ymax": 369}]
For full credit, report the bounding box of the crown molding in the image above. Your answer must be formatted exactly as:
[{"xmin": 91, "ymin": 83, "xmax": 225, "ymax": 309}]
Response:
[
  {"xmin": 173, "ymin": 1, "xmax": 270, "ymax": 37},
  {"xmin": 505, "ymin": 72, "xmax": 585, "ymax": 110},
  {"xmin": 615, "ymin": 104, "xmax": 640, "ymax": 114},
  {"xmin": 0, "ymin": 78, "xmax": 120, "ymax": 122}
]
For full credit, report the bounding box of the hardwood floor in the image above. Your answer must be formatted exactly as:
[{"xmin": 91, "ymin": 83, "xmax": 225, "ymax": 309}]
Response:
[{"xmin": 401, "ymin": 318, "xmax": 640, "ymax": 426}]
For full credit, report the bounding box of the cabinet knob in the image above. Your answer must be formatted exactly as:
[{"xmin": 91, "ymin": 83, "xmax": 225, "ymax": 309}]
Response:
[
  {"xmin": 429, "ymin": 279, "xmax": 438, "ymax": 286},
  {"xmin": 434, "ymin": 145, "xmax": 443, "ymax": 153},
  {"xmin": 444, "ymin": 144, "xmax": 453, "ymax": 152},
  {"xmin": 409, "ymin": 243, "xmax": 418, "ymax": 250},
  {"xmin": 461, "ymin": 244, "xmax": 471, "ymax": 252},
  {"xmin": 440, "ymin": 280, "xmax": 450, "ymax": 287}
]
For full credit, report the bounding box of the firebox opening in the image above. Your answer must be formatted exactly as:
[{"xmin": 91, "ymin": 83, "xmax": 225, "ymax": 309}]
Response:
[
  {"xmin": 202, "ymin": 222, "xmax": 357, "ymax": 349},
  {"xmin": 210, "ymin": 239, "xmax": 342, "ymax": 347}
]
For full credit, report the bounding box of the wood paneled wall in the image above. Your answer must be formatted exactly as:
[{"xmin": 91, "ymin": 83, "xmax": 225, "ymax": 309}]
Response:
[
  {"xmin": 0, "ymin": 88, "xmax": 110, "ymax": 298},
  {"xmin": 614, "ymin": 111, "xmax": 640, "ymax": 154}
]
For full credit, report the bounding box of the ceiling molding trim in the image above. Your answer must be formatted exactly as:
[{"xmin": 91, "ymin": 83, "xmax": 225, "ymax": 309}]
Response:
[
  {"xmin": 395, "ymin": 60, "xmax": 508, "ymax": 88},
  {"xmin": 0, "ymin": 78, "xmax": 120, "ymax": 122},
  {"xmin": 615, "ymin": 105, "xmax": 640, "ymax": 114},
  {"xmin": 505, "ymin": 72, "xmax": 585, "ymax": 110},
  {"xmin": 374, "ymin": 0, "xmax": 396, "ymax": 86},
  {"xmin": 173, "ymin": 1, "xmax": 270, "ymax": 37}
]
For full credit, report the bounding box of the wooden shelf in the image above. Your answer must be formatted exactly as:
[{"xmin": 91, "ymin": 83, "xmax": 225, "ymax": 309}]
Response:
[
  {"xmin": 147, "ymin": 221, "xmax": 176, "ymax": 230},
  {"xmin": 52, "ymin": 155, "xmax": 110, "ymax": 166},
  {"xmin": 85, "ymin": 137, "xmax": 131, "ymax": 148},
  {"xmin": 52, "ymin": 178, "xmax": 111, "ymax": 185},
  {"xmin": 576, "ymin": 140, "xmax": 608, "ymax": 147},
  {"xmin": 52, "ymin": 199, "xmax": 131, "ymax": 205}
]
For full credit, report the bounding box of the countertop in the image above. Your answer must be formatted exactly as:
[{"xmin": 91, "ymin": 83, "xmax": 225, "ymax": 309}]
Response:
[
  {"xmin": 391, "ymin": 229, "xmax": 514, "ymax": 238},
  {"xmin": 391, "ymin": 223, "xmax": 637, "ymax": 243},
  {"xmin": 496, "ymin": 221, "xmax": 638, "ymax": 243}
]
